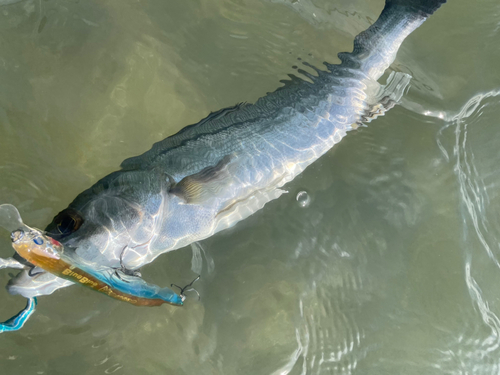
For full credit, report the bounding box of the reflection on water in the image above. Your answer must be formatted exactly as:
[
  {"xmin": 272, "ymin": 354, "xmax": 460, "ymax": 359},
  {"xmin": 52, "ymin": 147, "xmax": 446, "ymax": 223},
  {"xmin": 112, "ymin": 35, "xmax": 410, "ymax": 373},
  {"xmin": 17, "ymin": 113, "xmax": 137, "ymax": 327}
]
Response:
[
  {"xmin": 437, "ymin": 91, "xmax": 500, "ymax": 374},
  {"xmin": 1, "ymin": 0, "xmax": 500, "ymax": 374}
]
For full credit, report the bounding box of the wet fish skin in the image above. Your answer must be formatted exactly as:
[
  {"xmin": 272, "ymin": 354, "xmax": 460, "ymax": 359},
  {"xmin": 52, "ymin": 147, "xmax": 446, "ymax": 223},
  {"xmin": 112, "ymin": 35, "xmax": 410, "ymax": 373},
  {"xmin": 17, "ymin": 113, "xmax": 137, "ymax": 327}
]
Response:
[{"xmin": 9, "ymin": 0, "xmax": 447, "ymax": 297}]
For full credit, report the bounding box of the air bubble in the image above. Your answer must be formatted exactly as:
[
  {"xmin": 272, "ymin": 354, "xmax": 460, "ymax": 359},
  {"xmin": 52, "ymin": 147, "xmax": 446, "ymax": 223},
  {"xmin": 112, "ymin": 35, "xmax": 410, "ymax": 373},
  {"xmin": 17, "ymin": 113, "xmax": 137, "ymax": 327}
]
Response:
[{"xmin": 296, "ymin": 191, "xmax": 311, "ymax": 208}]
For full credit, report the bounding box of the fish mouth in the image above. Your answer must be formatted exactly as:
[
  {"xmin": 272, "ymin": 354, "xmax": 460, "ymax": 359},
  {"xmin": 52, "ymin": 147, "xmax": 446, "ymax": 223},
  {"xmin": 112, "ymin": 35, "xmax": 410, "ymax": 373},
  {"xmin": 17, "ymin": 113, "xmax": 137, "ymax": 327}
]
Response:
[{"xmin": 6, "ymin": 269, "xmax": 74, "ymax": 298}]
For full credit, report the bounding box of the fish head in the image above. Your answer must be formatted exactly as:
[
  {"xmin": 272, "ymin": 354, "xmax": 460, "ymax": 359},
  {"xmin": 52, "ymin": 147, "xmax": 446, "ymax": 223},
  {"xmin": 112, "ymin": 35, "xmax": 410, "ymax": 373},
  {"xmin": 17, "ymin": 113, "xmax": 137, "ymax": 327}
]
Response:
[
  {"xmin": 6, "ymin": 170, "xmax": 171, "ymax": 298},
  {"xmin": 43, "ymin": 169, "xmax": 168, "ymax": 268}
]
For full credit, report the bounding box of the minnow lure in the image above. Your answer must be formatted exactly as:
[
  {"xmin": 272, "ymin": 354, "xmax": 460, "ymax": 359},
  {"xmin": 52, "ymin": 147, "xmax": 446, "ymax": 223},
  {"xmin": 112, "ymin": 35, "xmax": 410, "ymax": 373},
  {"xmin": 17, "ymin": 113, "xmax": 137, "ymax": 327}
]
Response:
[
  {"xmin": 0, "ymin": 203, "xmax": 192, "ymax": 332},
  {"xmin": 9, "ymin": 225, "xmax": 184, "ymax": 307}
]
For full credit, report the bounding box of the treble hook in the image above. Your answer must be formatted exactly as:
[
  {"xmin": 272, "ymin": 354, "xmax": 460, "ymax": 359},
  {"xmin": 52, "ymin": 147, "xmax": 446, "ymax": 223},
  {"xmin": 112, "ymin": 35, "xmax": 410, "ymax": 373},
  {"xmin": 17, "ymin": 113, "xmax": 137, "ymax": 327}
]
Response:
[
  {"xmin": 112, "ymin": 246, "xmax": 142, "ymax": 283},
  {"xmin": 171, "ymin": 275, "xmax": 201, "ymax": 300}
]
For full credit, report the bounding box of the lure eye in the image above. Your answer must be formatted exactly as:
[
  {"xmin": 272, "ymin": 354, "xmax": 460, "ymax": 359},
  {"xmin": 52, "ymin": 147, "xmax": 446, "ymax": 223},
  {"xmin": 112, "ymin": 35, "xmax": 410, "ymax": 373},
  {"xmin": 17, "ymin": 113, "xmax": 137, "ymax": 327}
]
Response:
[
  {"xmin": 10, "ymin": 229, "xmax": 24, "ymax": 243},
  {"xmin": 33, "ymin": 237, "xmax": 44, "ymax": 245}
]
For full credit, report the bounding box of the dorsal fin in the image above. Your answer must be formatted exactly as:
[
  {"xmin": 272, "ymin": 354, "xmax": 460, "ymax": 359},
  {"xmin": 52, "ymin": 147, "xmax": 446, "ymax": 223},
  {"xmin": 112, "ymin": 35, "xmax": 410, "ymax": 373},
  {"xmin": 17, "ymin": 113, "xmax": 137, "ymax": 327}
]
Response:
[{"xmin": 120, "ymin": 104, "xmax": 246, "ymax": 170}]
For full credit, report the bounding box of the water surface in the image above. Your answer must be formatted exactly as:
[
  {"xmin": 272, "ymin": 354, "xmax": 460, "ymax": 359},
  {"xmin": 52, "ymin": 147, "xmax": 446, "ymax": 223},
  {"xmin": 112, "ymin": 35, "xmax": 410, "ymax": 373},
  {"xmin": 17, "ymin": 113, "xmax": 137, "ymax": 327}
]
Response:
[{"xmin": 1, "ymin": 0, "xmax": 500, "ymax": 374}]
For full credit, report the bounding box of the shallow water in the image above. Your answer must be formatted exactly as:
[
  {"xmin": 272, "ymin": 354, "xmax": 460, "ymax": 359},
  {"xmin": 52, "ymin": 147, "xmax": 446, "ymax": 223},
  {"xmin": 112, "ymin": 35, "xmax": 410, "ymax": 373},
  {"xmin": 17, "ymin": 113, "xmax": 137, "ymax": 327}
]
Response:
[{"xmin": 1, "ymin": 0, "xmax": 500, "ymax": 374}]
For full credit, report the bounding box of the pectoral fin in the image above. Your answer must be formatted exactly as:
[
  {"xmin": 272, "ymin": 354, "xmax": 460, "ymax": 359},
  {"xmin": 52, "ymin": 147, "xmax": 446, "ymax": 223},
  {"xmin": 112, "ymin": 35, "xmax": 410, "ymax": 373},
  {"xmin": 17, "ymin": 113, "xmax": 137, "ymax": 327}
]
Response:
[{"xmin": 169, "ymin": 155, "xmax": 234, "ymax": 204}]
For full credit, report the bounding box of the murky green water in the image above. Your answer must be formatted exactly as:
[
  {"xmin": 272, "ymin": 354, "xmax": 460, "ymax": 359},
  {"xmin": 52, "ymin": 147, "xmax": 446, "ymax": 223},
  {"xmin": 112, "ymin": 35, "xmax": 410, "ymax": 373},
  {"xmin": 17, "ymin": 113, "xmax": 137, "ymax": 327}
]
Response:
[{"xmin": 1, "ymin": 0, "xmax": 500, "ymax": 373}]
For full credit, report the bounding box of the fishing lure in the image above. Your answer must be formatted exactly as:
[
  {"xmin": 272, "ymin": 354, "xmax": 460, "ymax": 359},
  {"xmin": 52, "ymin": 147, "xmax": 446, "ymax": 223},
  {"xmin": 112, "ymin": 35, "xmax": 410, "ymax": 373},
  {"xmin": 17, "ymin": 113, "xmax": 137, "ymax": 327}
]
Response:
[
  {"xmin": 0, "ymin": 204, "xmax": 200, "ymax": 332},
  {"xmin": 9, "ymin": 226, "xmax": 186, "ymax": 307}
]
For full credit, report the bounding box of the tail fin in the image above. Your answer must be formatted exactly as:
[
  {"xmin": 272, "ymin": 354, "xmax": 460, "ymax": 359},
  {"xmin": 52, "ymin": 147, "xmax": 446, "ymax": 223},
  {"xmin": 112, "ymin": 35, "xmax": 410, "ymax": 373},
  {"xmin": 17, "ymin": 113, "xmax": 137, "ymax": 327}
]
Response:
[{"xmin": 337, "ymin": 0, "xmax": 447, "ymax": 80}]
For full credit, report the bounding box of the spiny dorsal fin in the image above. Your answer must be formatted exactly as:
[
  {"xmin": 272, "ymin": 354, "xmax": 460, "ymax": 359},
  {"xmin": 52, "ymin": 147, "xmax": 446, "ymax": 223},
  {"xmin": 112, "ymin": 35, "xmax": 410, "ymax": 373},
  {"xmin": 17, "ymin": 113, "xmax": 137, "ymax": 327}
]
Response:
[{"xmin": 120, "ymin": 104, "xmax": 246, "ymax": 170}]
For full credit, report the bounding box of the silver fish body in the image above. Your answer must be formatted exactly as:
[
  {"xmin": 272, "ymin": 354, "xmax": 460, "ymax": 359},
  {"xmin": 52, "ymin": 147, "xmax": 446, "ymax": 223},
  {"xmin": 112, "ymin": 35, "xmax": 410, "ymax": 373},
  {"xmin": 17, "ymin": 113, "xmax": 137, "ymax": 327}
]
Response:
[{"xmin": 6, "ymin": 0, "xmax": 447, "ymax": 298}]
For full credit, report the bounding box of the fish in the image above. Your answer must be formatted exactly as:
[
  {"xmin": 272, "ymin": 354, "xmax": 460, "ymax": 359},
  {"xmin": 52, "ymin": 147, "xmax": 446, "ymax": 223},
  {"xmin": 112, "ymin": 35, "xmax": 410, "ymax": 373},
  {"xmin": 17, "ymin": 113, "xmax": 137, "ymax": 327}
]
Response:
[{"xmin": 2, "ymin": 0, "xmax": 447, "ymax": 303}]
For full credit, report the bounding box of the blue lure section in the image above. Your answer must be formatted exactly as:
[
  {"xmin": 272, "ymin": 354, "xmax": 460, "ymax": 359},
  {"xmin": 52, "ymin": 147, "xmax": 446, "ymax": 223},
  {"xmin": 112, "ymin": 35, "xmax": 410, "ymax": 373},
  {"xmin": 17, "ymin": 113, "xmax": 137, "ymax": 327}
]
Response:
[
  {"xmin": 64, "ymin": 252, "xmax": 184, "ymax": 306},
  {"xmin": 0, "ymin": 297, "xmax": 37, "ymax": 333},
  {"xmin": 106, "ymin": 274, "xmax": 185, "ymax": 306}
]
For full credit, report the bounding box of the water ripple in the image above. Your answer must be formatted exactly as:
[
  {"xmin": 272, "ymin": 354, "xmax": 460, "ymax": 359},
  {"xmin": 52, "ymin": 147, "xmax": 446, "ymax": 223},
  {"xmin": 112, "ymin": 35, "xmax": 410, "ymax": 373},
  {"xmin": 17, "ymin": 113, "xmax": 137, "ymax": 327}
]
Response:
[{"xmin": 436, "ymin": 89, "xmax": 500, "ymax": 373}]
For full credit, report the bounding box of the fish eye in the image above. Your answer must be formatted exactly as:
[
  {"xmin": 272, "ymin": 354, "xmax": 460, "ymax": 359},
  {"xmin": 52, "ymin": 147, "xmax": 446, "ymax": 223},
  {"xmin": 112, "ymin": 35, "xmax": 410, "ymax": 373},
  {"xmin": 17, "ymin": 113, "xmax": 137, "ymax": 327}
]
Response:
[
  {"xmin": 52, "ymin": 209, "xmax": 84, "ymax": 237},
  {"xmin": 33, "ymin": 237, "xmax": 44, "ymax": 245}
]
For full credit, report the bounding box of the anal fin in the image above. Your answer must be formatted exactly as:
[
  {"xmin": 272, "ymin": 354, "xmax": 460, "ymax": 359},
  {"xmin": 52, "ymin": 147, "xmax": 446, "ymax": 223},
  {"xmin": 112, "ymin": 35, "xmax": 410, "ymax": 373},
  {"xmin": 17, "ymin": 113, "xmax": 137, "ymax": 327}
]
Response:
[{"xmin": 359, "ymin": 71, "xmax": 411, "ymax": 125}]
